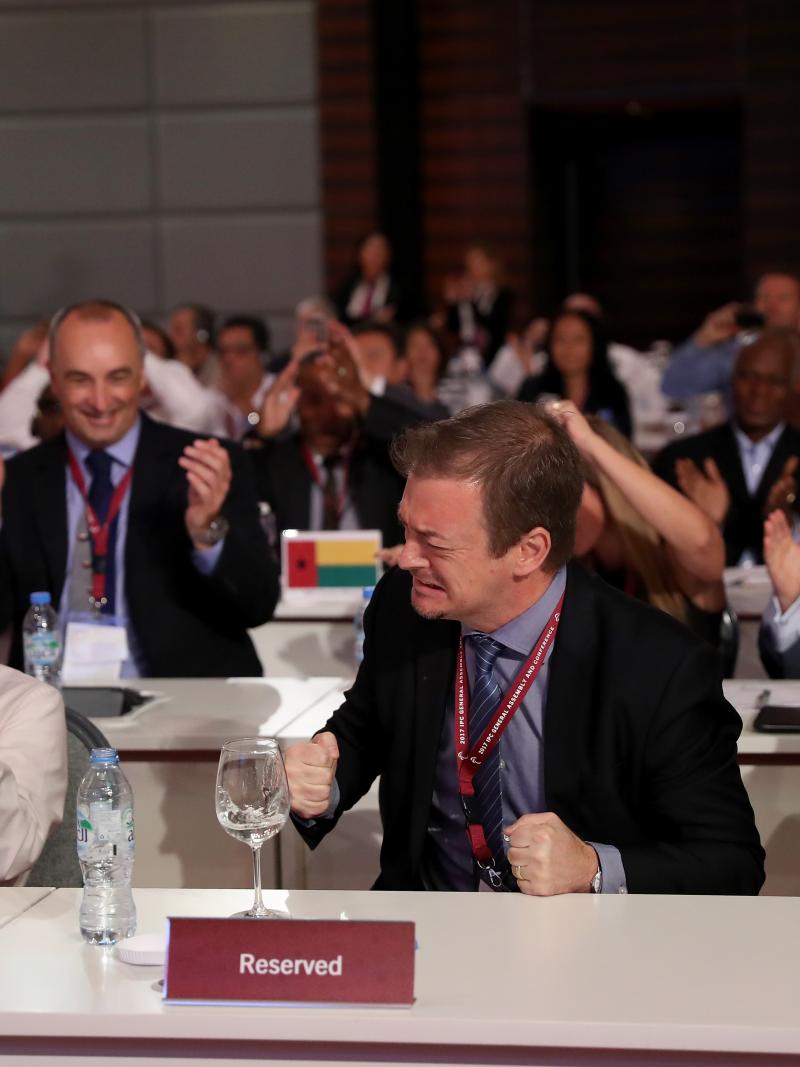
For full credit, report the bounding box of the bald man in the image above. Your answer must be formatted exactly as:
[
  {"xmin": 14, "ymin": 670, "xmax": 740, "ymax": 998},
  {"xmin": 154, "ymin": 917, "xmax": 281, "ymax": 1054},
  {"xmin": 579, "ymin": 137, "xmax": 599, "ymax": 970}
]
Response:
[{"xmin": 0, "ymin": 299, "xmax": 278, "ymax": 677}]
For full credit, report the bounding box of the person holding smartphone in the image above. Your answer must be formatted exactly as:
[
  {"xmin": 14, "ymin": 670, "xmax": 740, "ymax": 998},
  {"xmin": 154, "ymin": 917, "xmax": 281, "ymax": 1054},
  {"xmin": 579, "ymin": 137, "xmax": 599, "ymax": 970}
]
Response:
[{"xmin": 661, "ymin": 271, "xmax": 800, "ymax": 412}]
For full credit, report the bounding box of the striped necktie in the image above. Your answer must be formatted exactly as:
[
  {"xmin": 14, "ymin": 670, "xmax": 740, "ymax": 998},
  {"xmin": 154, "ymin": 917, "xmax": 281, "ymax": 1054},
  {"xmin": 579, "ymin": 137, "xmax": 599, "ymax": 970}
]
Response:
[
  {"xmin": 468, "ymin": 633, "xmax": 508, "ymax": 885},
  {"xmin": 321, "ymin": 454, "xmax": 341, "ymax": 530},
  {"xmin": 85, "ymin": 449, "xmax": 118, "ymax": 614}
]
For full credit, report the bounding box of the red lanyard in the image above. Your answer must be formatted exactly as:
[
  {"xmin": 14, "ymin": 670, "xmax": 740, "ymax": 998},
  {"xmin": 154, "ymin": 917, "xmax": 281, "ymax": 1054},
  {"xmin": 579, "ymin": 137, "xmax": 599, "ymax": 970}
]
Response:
[
  {"xmin": 454, "ymin": 593, "xmax": 564, "ymax": 870},
  {"xmin": 67, "ymin": 450, "xmax": 134, "ymax": 609},
  {"xmin": 301, "ymin": 443, "xmax": 354, "ymax": 520}
]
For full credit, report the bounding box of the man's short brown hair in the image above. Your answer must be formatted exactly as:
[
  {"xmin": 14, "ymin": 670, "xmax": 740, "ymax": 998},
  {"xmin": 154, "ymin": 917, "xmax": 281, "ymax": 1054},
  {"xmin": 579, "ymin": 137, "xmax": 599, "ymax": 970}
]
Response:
[{"xmin": 391, "ymin": 400, "xmax": 584, "ymax": 569}]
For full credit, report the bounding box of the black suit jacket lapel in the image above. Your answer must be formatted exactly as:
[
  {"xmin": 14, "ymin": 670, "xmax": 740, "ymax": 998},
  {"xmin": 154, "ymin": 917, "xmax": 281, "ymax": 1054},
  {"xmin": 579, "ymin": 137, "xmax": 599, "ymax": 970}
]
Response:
[
  {"xmin": 125, "ymin": 415, "xmax": 179, "ymax": 573},
  {"xmin": 285, "ymin": 439, "xmax": 313, "ymax": 529},
  {"xmin": 34, "ymin": 438, "xmax": 69, "ymax": 595},
  {"xmin": 409, "ymin": 619, "xmax": 459, "ymax": 867},
  {"xmin": 715, "ymin": 424, "xmax": 750, "ymax": 504},
  {"xmin": 754, "ymin": 427, "xmax": 796, "ymax": 503},
  {"xmin": 543, "ymin": 566, "xmax": 598, "ymax": 815}
]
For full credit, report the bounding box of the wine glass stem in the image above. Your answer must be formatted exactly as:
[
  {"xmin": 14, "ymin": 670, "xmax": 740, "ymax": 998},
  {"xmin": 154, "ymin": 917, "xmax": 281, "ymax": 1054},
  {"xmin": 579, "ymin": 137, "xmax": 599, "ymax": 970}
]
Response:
[{"xmin": 251, "ymin": 844, "xmax": 265, "ymax": 914}]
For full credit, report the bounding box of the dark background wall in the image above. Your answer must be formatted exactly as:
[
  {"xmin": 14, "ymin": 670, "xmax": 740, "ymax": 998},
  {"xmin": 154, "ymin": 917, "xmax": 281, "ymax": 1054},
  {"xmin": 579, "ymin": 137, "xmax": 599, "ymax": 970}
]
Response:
[{"xmin": 319, "ymin": 0, "xmax": 800, "ymax": 348}]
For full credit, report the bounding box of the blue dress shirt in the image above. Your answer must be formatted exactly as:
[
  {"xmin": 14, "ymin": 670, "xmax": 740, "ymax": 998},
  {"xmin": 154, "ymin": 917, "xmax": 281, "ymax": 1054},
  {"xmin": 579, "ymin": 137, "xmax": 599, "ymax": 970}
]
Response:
[{"xmin": 661, "ymin": 336, "xmax": 739, "ymax": 411}]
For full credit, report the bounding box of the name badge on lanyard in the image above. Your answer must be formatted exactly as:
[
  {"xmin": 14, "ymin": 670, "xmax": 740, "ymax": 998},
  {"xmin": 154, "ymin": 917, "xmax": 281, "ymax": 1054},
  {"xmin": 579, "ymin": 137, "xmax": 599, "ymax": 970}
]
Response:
[
  {"xmin": 61, "ymin": 450, "xmax": 133, "ymax": 684},
  {"xmin": 62, "ymin": 615, "xmax": 130, "ymax": 684}
]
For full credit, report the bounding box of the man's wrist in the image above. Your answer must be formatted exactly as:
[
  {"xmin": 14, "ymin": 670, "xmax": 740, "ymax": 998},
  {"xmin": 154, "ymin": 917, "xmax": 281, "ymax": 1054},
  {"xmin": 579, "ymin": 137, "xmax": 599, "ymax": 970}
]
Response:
[
  {"xmin": 589, "ymin": 856, "xmax": 602, "ymax": 894},
  {"xmin": 581, "ymin": 842, "xmax": 601, "ymax": 894},
  {"xmin": 251, "ymin": 425, "xmax": 278, "ymax": 443},
  {"xmin": 188, "ymin": 514, "xmax": 229, "ymax": 548},
  {"xmin": 693, "ymin": 329, "xmax": 715, "ymax": 348}
]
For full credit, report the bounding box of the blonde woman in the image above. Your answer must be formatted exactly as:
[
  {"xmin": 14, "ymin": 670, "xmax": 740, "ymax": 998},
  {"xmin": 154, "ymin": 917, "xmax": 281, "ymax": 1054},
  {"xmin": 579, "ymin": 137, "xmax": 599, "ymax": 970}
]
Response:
[{"xmin": 549, "ymin": 401, "xmax": 726, "ymax": 647}]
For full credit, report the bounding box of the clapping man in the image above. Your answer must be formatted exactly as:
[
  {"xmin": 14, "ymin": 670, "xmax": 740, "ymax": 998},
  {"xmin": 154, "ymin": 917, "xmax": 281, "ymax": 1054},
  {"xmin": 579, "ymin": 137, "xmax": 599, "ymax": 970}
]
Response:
[
  {"xmin": 247, "ymin": 326, "xmax": 430, "ymax": 549},
  {"xmin": 0, "ymin": 299, "xmax": 279, "ymax": 677},
  {"xmin": 652, "ymin": 328, "xmax": 800, "ymax": 565}
]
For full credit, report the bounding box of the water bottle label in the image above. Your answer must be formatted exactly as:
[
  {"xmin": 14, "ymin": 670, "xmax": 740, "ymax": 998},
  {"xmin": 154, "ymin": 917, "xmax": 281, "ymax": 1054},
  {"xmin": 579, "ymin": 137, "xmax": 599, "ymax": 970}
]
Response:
[
  {"xmin": 94, "ymin": 808, "xmax": 122, "ymax": 842},
  {"xmin": 77, "ymin": 803, "xmax": 135, "ymax": 858},
  {"xmin": 123, "ymin": 805, "xmax": 135, "ymax": 846},
  {"xmin": 23, "ymin": 631, "xmax": 60, "ymax": 667},
  {"xmin": 76, "ymin": 807, "xmax": 92, "ymax": 856}
]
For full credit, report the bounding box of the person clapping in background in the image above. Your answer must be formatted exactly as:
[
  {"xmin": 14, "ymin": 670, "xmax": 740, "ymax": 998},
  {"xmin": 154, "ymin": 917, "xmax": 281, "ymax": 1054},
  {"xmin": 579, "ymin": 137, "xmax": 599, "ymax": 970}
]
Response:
[{"xmin": 549, "ymin": 401, "xmax": 727, "ymax": 652}]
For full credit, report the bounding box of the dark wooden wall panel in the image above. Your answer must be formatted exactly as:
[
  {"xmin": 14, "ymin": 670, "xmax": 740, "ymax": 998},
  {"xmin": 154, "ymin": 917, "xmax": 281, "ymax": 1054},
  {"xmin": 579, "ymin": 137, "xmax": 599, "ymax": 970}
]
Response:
[
  {"xmin": 317, "ymin": 1, "xmax": 378, "ymax": 291},
  {"xmin": 317, "ymin": 0, "xmax": 800, "ymax": 341},
  {"xmin": 528, "ymin": 0, "xmax": 745, "ymax": 100},
  {"xmin": 742, "ymin": 0, "xmax": 800, "ymax": 279},
  {"xmin": 418, "ymin": 0, "xmax": 534, "ymax": 324}
]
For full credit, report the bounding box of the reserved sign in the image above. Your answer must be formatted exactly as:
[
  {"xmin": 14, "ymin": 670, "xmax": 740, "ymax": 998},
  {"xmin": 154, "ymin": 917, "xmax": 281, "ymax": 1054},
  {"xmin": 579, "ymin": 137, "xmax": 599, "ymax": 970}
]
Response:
[{"xmin": 164, "ymin": 917, "xmax": 415, "ymax": 1006}]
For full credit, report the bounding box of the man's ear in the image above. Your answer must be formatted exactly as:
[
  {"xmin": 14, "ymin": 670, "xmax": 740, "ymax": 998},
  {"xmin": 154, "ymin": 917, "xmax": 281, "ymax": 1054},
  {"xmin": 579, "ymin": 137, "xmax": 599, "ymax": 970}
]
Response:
[{"xmin": 513, "ymin": 526, "xmax": 551, "ymax": 577}]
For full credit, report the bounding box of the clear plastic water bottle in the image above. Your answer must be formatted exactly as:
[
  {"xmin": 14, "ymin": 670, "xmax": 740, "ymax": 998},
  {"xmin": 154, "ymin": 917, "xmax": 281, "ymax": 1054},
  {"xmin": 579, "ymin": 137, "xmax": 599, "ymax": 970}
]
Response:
[
  {"xmin": 77, "ymin": 748, "xmax": 136, "ymax": 945},
  {"xmin": 353, "ymin": 586, "xmax": 374, "ymax": 665},
  {"xmin": 22, "ymin": 591, "xmax": 62, "ymax": 689}
]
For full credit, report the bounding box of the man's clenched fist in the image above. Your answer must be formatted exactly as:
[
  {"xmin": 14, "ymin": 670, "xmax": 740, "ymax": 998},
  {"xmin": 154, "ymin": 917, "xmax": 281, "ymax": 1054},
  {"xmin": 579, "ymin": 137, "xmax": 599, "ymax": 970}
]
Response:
[{"xmin": 284, "ymin": 731, "xmax": 339, "ymax": 819}]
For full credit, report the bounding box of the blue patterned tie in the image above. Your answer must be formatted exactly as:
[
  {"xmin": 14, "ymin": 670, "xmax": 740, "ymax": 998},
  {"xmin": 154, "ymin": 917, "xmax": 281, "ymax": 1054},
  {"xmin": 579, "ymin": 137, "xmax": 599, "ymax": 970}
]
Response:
[
  {"xmin": 85, "ymin": 450, "xmax": 117, "ymax": 615},
  {"xmin": 468, "ymin": 633, "xmax": 507, "ymax": 884}
]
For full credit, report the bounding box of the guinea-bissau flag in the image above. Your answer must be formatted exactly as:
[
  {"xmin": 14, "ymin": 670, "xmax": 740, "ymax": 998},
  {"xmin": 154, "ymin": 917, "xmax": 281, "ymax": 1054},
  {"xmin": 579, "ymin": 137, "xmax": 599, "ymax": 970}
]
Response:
[{"xmin": 285, "ymin": 535, "xmax": 378, "ymax": 589}]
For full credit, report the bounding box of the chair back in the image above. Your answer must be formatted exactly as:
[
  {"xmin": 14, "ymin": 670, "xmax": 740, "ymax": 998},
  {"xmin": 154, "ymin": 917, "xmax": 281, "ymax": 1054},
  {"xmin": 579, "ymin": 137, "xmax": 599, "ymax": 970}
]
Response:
[{"xmin": 27, "ymin": 709, "xmax": 110, "ymax": 888}]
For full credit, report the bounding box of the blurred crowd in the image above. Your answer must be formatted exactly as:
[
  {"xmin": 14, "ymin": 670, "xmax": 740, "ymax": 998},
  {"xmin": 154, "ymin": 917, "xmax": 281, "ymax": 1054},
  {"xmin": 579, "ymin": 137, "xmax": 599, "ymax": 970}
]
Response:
[{"xmin": 3, "ymin": 231, "xmax": 800, "ymax": 679}]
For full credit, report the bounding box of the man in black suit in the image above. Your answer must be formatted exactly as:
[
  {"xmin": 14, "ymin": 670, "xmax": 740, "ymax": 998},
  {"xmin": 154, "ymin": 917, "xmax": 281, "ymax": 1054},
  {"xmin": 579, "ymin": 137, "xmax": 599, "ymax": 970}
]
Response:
[
  {"xmin": 247, "ymin": 342, "xmax": 429, "ymax": 551},
  {"xmin": 652, "ymin": 328, "xmax": 800, "ymax": 566},
  {"xmin": 0, "ymin": 299, "xmax": 279, "ymax": 678},
  {"xmin": 285, "ymin": 400, "xmax": 763, "ymax": 895}
]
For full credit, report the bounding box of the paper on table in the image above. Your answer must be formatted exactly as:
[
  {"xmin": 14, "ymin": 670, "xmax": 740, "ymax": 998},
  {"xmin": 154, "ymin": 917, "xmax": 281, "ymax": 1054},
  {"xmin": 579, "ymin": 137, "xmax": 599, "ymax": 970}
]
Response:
[{"xmin": 62, "ymin": 621, "xmax": 128, "ymax": 684}]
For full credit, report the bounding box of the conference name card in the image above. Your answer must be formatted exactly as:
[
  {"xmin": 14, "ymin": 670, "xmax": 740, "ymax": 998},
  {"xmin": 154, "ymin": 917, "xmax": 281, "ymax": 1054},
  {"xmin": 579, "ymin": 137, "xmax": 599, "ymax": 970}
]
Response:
[{"xmin": 164, "ymin": 917, "xmax": 415, "ymax": 1006}]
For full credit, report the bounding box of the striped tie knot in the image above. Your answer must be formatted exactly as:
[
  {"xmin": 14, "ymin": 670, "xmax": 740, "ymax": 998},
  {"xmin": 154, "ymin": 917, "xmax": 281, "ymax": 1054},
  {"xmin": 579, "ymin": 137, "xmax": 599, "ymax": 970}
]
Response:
[{"xmin": 469, "ymin": 633, "xmax": 505, "ymax": 674}]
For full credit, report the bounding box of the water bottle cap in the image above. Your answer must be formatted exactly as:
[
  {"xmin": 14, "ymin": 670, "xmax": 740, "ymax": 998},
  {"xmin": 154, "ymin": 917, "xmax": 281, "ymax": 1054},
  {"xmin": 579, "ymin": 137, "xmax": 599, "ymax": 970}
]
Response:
[
  {"xmin": 362, "ymin": 586, "xmax": 375, "ymax": 600},
  {"xmin": 89, "ymin": 747, "xmax": 119, "ymax": 764},
  {"xmin": 29, "ymin": 591, "xmax": 51, "ymax": 605}
]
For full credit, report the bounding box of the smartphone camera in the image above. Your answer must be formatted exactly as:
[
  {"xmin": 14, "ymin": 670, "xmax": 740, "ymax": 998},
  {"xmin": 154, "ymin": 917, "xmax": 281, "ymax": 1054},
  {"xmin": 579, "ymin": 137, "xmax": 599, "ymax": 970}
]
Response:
[
  {"xmin": 735, "ymin": 308, "xmax": 766, "ymax": 331},
  {"xmin": 306, "ymin": 315, "xmax": 329, "ymax": 345}
]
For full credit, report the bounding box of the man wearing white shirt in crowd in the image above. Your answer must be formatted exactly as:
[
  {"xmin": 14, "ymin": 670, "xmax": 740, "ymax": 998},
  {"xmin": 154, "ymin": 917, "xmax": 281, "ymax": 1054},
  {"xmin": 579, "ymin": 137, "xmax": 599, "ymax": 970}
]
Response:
[
  {"xmin": 167, "ymin": 303, "xmax": 220, "ymax": 388},
  {"xmin": 215, "ymin": 315, "xmax": 274, "ymax": 441},
  {"xmin": 0, "ymin": 665, "xmax": 66, "ymax": 886},
  {"xmin": 0, "ymin": 324, "xmax": 226, "ymax": 453}
]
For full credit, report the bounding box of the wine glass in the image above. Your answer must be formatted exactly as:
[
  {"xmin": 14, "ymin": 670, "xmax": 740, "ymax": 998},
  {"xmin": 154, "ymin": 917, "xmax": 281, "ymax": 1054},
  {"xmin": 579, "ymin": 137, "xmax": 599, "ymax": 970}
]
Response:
[{"xmin": 215, "ymin": 737, "xmax": 290, "ymax": 918}]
